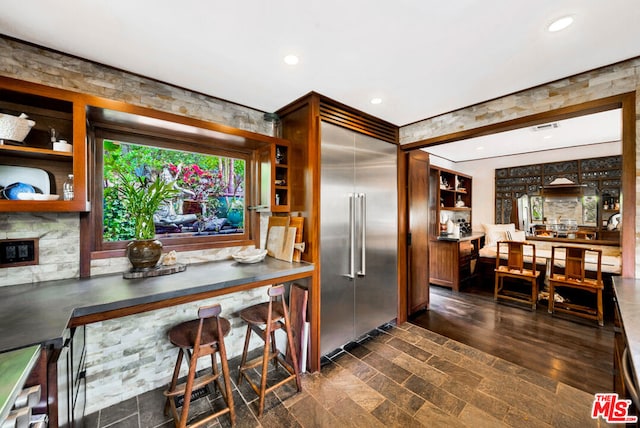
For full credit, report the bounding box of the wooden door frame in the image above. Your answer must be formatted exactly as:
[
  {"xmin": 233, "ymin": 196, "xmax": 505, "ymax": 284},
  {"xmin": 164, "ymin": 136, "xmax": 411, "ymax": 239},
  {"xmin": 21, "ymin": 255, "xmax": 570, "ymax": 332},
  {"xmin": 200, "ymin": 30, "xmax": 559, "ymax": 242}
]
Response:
[{"xmin": 400, "ymin": 92, "xmax": 636, "ymax": 281}]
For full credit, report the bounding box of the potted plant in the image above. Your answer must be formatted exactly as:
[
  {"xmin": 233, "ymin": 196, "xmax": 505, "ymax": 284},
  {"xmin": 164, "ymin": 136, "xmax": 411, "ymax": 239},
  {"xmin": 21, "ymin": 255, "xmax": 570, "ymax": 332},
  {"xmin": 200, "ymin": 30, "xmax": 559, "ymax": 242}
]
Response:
[{"xmin": 117, "ymin": 169, "xmax": 179, "ymax": 269}]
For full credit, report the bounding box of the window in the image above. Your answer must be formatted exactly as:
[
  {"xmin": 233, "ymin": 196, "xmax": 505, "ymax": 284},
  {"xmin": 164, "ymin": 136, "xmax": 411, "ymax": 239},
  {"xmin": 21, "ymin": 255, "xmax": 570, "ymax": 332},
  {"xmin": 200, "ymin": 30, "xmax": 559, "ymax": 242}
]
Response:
[
  {"xmin": 88, "ymin": 127, "xmax": 257, "ymax": 259},
  {"xmin": 102, "ymin": 140, "xmax": 246, "ymax": 242}
]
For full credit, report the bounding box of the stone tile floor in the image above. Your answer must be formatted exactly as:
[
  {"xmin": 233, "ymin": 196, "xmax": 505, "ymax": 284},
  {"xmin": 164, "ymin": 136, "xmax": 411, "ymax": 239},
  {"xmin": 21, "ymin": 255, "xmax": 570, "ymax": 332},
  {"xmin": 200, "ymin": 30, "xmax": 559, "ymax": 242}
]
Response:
[{"xmin": 85, "ymin": 323, "xmax": 611, "ymax": 427}]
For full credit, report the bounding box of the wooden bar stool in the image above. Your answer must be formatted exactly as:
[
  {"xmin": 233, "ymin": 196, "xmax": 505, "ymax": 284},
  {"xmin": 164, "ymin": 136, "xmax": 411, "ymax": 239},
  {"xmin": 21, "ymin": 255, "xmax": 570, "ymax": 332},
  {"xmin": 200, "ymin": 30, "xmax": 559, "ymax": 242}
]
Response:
[
  {"xmin": 237, "ymin": 284, "xmax": 301, "ymax": 416},
  {"xmin": 164, "ymin": 303, "xmax": 235, "ymax": 427}
]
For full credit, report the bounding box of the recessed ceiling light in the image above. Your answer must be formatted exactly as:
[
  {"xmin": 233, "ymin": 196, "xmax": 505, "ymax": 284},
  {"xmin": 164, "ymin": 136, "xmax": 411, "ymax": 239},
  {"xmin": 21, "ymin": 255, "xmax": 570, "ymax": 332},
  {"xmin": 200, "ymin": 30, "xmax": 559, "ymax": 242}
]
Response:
[
  {"xmin": 548, "ymin": 16, "xmax": 574, "ymax": 32},
  {"xmin": 283, "ymin": 54, "xmax": 299, "ymax": 65},
  {"xmin": 370, "ymin": 97, "xmax": 382, "ymax": 105},
  {"xmin": 476, "ymin": 146, "xmax": 484, "ymax": 151},
  {"xmin": 544, "ymin": 135, "xmax": 553, "ymax": 139}
]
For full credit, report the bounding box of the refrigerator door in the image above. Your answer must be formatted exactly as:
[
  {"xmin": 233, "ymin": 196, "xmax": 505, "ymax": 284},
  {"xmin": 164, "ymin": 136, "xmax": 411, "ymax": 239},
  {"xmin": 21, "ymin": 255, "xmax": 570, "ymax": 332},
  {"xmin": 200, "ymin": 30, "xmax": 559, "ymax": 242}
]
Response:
[
  {"xmin": 320, "ymin": 122, "xmax": 398, "ymax": 355},
  {"xmin": 320, "ymin": 123, "xmax": 356, "ymax": 355},
  {"xmin": 354, "ymin": 132, "xmax": 398, "ymax": 338}
]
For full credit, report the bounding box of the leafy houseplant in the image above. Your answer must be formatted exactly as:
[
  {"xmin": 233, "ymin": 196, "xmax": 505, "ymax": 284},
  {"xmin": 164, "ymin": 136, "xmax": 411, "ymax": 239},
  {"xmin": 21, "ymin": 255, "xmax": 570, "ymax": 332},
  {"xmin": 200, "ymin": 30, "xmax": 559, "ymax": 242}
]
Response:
[{"xmin": 117, "ymin": 170, "xmax": 179, "ymax": 269}]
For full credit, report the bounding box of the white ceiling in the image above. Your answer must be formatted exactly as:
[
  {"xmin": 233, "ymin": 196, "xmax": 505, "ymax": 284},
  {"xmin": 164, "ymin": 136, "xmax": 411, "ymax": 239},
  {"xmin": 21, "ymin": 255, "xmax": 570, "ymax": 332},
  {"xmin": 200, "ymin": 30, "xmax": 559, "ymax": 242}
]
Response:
[
  {"xmin": 424, "ymin": 108, "xmax": 622, "ymax": 162},
  {"xmin": 1, "ymin": 1, "xmax": 639, "ymax": 127}
]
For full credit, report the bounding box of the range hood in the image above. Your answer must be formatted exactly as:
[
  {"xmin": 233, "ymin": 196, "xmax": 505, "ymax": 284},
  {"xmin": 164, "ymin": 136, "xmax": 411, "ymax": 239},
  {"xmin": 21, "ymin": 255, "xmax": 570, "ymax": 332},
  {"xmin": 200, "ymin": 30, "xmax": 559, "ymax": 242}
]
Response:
[{"xmin": 540, "ymin": 177, "xmax": 587, "ymax": 196}]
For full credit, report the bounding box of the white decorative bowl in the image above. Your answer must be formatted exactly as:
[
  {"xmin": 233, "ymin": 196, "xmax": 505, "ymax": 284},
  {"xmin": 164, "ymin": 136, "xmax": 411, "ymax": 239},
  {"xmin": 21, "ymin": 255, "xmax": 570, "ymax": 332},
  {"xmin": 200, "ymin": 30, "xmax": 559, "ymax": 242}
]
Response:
[
  {"xmin": 0, "ymin": 113, "xmax": 35, "ymax": 142},
  {"xmin": 232, "ymin": 249, "xmax": 268, "ymax": 264}
]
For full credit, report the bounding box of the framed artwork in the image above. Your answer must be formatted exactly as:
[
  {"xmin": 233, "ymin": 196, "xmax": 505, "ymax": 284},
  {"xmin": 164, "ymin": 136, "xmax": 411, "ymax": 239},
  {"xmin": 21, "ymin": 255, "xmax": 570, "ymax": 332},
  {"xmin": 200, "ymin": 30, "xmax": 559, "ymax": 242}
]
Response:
[
  {"xmin": 582, "ymin": 195, "xmax": 598, "ymax": 226},
  {"xmin": 530, "ymin": 196, "xmax": 543, "ymax": 221}
]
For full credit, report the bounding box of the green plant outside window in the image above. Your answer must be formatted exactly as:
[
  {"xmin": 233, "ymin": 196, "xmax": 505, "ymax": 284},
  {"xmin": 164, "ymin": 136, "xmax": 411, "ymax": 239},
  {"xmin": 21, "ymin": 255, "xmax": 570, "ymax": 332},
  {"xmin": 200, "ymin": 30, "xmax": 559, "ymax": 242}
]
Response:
[{"xmin": 103, "ymin": 140, "xmax": 245, "ymax": 242}]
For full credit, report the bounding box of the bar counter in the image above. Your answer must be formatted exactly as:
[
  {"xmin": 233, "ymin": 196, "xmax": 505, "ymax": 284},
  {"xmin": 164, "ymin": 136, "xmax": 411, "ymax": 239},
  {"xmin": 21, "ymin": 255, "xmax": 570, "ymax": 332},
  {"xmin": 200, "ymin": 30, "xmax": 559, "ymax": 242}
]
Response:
[{"xmin": 0, "ymin": 257, "xmax": 314, "ymax": 354}]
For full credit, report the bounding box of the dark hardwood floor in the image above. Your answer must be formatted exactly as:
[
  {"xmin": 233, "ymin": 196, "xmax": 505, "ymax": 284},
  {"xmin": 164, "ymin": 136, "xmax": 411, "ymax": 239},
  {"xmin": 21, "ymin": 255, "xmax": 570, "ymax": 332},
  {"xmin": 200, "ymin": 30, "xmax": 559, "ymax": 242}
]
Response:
[{"xmin": 409, "ymin": 280, "xmax": 615, "ymax": 395}]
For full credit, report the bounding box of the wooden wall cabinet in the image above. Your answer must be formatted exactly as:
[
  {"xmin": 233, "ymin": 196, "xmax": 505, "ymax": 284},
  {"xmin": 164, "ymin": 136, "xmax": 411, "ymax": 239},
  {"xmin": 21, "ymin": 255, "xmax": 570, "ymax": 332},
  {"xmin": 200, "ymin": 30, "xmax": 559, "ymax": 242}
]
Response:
[
  {"xmin": 431, "ymin": 166, "xmax": 472, "ymax": 235},
  {"xmin": 258, "ymin": 141, "xmax": 290, "ymax": 212},
  {"xmin": 0, "ymin": 77, "xmax": 89, "ymax": 212}
]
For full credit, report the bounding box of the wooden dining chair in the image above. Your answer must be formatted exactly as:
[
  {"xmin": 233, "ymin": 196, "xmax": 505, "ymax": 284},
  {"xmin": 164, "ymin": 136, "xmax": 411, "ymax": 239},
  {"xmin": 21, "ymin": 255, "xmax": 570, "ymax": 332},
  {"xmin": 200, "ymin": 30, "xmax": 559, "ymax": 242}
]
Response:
[
  {"xmin": 547, "ymin": 246, "xmax": 604, "ymax": 326},
  {"xmin": 494, "ymin": 241, "xmax": 540, "ymax": 310}
]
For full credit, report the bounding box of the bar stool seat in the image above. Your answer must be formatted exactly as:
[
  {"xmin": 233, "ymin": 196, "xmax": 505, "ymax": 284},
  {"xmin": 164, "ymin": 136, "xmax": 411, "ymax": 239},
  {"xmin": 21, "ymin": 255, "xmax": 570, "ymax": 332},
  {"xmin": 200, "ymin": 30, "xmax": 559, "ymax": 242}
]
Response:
[
  {"xmin": 168, "ymin": 317, "xmax": 231, "ymax": 348},
  {"xmin": 237, "ymin": 284, "xmax": 301, "ymax": 416},
  {"xmin": 164, "ymin": 303, "xmax": 235, "ymax": 427}
]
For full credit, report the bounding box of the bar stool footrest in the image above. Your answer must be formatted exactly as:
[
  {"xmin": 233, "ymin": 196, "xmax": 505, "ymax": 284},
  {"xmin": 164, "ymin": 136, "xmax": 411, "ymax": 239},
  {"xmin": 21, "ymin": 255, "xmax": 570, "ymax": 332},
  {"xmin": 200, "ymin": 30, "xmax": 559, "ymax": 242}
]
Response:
[
  {"xmin": 164, "ymin": 373, "xmax": 220, "ymax": 397},
  {"xmin": 239, "ymin": 351, "xmax": 280, "ymax": 371}
]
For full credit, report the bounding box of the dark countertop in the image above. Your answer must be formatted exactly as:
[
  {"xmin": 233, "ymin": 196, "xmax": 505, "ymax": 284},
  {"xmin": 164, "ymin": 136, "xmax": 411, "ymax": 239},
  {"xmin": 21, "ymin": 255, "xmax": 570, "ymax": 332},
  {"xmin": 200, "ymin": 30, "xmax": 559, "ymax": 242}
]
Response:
[
  {"xmin": 612, "ymin": 277, "xmax": 640, "ymax": 388},
  {"xmin": 0, "ymin": 257, "xmax": 314, "ymax": 354},
  {"xmin": 436, "ymin": 232, "xmax": 484, "ymax": 242}
]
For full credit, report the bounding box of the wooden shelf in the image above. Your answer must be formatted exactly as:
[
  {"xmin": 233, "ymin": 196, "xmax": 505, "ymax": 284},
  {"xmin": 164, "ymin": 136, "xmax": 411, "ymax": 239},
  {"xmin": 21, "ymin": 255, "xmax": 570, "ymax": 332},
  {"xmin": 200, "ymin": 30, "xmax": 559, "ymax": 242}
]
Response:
[
  {"xmin": 0, "ymin": 199, "xmax": 90, "ymax": 212},
  {"xmin": 441, "ymin": 206, "xmax": 471, "ymax": 211},
  {"xmin": 0, "ymin": 144, "xmax": 73, "ymax": 160},
  {"xmin": 258, "ymin": 141, "xmax": 290, "ymax": 212}
]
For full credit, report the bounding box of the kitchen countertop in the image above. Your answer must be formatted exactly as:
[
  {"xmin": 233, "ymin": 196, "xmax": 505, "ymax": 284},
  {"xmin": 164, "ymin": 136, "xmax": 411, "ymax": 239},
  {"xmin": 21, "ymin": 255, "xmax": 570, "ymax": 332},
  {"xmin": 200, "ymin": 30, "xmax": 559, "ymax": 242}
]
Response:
[
  {"xmin": 436, "ymin": 232, "xmax": 484, "ymax": 242},
  {"xmin": 0, "ymin": 257, "xmax": 314, "ymax": 354},
  {"xmin": 612, "ymin": 277, "xmax": 640, "ymax": 389}
]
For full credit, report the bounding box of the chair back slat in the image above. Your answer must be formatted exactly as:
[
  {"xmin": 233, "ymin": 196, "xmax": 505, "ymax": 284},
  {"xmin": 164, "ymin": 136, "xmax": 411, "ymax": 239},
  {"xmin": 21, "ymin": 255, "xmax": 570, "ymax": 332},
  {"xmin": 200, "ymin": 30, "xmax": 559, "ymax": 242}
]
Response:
[
  {"xmin": 507, "ymin": 243, "xmax": 524, "ymax": 271},
  {"xmin": 496, "ymin": 241, "xmax": 536, "ymax": 275},
  {"xmin": 269, "ymin": 284, "xmax": 286, "ymax": 297},
  {"xmin": 565, "ymin": 247, "xmax": 586, "ymax": 281},
  {"xmin": 198, "ymin": 303, "xmax": 222, "ymax": 319}
]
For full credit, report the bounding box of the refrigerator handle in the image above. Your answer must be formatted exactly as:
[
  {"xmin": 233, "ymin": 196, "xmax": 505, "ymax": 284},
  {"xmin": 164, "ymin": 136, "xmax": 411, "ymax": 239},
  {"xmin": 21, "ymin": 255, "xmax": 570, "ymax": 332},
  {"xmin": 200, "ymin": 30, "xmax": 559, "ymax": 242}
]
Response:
[
  {"xmin": 343, "ymin": 193, "xmax": 356, "ymax": 279},
  {"xmin": 357, "ymin": 193, "xmax": 366, "ymax": 277}
]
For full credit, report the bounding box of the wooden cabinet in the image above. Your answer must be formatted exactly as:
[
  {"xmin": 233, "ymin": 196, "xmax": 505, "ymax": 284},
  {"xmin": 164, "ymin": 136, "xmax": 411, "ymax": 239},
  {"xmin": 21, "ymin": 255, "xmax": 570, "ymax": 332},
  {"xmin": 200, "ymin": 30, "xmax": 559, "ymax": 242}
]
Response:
[
  {"xmin": 428, "ymin": 166, "xmax": 478, "ymax": 291},
  {"xmin": 0, "ymin": 77, "xmax": 89, "ymax": 212},
  {"xmin": 258, "ymin": 141, "xmax": 290, "ymax": 212},
  {"xmin": 429, "ymin": 235, "xmax": 482, "ymax": 292},
  {"xmin": 430, "ymin": 166, "xmax": 472, "ymax": 236},
  {"xmin": 23, "ymin": 326, "xmax": 85, "ymax": 428}
]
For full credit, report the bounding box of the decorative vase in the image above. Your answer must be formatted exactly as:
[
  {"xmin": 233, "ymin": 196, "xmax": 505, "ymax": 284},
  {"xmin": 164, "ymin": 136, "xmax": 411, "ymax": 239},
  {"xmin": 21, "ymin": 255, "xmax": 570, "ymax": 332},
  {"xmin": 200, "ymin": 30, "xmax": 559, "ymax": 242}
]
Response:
[
  {"xmin": 227, "ymin": 208, "xmax": 242, "ymax": 227},
  {"xmin": 127, "ymin": 239, "xmax": 163, "ymax": 270}
]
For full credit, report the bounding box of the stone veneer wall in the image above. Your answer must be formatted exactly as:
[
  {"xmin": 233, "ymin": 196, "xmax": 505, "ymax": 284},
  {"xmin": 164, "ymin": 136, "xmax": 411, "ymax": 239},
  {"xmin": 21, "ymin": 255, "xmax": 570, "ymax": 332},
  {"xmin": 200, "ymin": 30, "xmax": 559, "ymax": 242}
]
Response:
[
  {"xmin": 400, "ymin": 58, "xmax": 640, "ymax": 276},
  {"xmin": 0, "ymin": 37, "xmax": 281, "ymax": 413},
  {"xmin": 84, "ymin": 285, "xmax": 271, "ymax": 414}
]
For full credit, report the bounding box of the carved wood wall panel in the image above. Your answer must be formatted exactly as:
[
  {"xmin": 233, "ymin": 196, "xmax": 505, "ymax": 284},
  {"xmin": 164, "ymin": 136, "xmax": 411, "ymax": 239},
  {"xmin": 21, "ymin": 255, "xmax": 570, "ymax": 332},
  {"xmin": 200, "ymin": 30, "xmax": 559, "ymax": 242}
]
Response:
[{"xmin": 495, "ymin": 155, "xmax": 621, "ymax": 225}]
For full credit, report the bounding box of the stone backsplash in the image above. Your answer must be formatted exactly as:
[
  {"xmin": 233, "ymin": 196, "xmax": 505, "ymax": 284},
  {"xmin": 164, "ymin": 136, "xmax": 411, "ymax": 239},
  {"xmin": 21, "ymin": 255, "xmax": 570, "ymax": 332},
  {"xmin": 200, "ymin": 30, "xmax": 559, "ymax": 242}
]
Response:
[{"xmin": 0, "ymin": 212, "xmax": 80, "ymax": 286}]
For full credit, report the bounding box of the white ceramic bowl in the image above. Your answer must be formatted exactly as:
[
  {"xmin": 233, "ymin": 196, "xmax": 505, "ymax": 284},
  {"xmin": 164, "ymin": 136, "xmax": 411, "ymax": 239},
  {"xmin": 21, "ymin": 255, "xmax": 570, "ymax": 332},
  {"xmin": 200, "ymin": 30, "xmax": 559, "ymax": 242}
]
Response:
[
  {"xmin": 232, "ymin": 249, "xmax": 268, "ymax": 264},
  {"xmin": 53, "ymin": 141, "xmax": 73, "ymax": 153}
]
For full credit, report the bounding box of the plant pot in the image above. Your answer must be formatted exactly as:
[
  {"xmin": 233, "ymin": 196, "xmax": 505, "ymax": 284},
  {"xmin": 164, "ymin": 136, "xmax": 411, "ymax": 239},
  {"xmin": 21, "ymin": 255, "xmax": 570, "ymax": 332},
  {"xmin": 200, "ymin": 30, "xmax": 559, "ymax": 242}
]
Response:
[
  {"xmin": 227, "ymin": 208, "xmax": 243, "ymax": 227},
  {"xmin": 127, "ymin": 239, "xmax": 163, "ymax": 270}
]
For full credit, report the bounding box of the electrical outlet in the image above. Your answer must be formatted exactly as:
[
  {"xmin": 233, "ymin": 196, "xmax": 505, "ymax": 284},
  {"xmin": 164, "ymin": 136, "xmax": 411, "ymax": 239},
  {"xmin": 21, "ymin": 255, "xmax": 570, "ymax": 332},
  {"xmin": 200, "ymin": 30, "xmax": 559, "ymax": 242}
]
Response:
[{"xmin": 0, "ymin": 238, "xmax": 38, "ymax": 267}]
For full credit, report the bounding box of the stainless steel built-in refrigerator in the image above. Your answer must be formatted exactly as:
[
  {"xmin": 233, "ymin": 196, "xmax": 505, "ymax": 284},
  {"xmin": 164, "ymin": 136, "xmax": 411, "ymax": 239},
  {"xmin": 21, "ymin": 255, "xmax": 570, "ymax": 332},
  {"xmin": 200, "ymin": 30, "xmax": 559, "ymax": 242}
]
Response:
[{"xmin": 320, "ymin": 121, "xmax": 398, "ymax": 355}]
